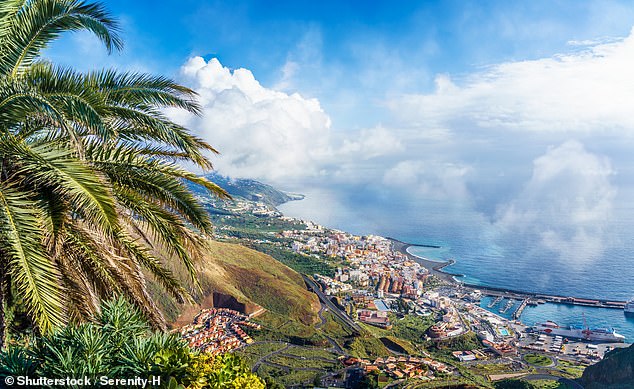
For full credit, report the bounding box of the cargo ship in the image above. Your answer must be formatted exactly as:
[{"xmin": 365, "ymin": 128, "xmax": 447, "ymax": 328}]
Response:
[
  {"xmin": 534, "ymin": 321, "xmax": 625, "ymax": 343},
  {"xmin": 625, "ymin": 299, "xmax": 634, "ymax": 316}
]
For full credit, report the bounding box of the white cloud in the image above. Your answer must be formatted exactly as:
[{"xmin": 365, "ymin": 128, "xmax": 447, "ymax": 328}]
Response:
[
  {"xmin": 391, "ymin": 28, "xmax": 634, "ymax": 134},
  {"xmin": 175, "ymin": 57, "xmax": 406, "ymax": 182},
  {"xmin": 273, "ymin": 60, "xmax": 299, "ymax": 91},
  {"xmin": 176, "ymin": 57, "xmax": 332, "ymax": 181},
  {"xmin": 339, "ymin": 126, "xmax": 404, "ymax": 159},
  {"xmin": 495, "ymin": 141, "xmax": 616, "ymax": 264}
]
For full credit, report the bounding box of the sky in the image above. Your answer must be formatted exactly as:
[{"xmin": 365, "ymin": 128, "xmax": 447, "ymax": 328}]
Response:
[{"xmin": 45, "ymin": 0, "xmax": 634, "ymax": 267}]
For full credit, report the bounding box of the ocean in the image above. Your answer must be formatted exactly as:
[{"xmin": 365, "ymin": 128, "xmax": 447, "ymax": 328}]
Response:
[{"xmin": 278, "ymin": 187, "xmax": 634, "ymax": 342}]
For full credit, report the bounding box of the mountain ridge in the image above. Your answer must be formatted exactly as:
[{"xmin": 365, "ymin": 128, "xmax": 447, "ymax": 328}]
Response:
[{"xmin": 200, "ymin": 172, "xmax": 304, "ymax": 207}]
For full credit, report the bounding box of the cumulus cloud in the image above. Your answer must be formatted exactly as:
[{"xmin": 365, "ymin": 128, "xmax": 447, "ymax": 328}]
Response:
[
  {"xmin": 391, "ymin": 28, "xmax": 634, "ymax": 134},
  {"xmin": 176, "ymin": 57, "xmax": 333, "ymax": 181},
  {"xmin": 174, "ymin": 57, "xmax": 408, "ymax": 182},
  {"xmin": 494, "ymin": 140, "xmax": 616, "ymax": 264}
]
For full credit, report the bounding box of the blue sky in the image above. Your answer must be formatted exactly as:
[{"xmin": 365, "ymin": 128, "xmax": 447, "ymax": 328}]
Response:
[
  {"xmin": 46, "ymin": 0, "xmax": 634, "ymax": 266},
  {"xmin": 47, "ymin": 1, "xmax": 634, "ymax": 126}
]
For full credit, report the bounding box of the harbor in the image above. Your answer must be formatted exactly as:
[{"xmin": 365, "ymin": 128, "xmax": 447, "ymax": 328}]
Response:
[
  {"xmin": 461, "ymin": 283, "xmax": 627, "ymax": 310},
  {"xmin": 393, "ymin": 238, "xmax": 628, "ymax": 311},
  {"xmin": 392, "ymin": 238, "xmax": 634, "ymax": 343}
]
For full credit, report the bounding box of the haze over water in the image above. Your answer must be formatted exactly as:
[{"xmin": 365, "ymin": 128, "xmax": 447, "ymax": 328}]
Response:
[{"xmin": 279, "ymin": 187, "xmax": 634, "ymax": 342}]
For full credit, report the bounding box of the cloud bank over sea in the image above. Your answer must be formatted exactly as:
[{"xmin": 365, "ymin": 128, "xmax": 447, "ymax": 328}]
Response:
[{"xmin": 171, "ymin": 28, "xmax": 634, "ymax": 267}]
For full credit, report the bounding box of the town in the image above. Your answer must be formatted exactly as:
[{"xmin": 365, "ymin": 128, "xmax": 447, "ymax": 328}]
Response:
[
  {"xmin": 183, "ymin": 192, "xmax": 631, "ymax": 387},
  {"xmin": 180, "ymin": 307, "xmax": 261, "ymax": 355}
]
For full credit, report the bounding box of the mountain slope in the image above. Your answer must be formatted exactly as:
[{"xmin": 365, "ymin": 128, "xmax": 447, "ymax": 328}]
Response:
[
  {"xmin": 149, "ymin": 239, "xmax": 320, "ymax": 328},
  {"xmin": 580, "ymin": 343, "xmax": 634, "ymax": 388},
  {"xmin": 199, "ymin": 173, "xmax": 303, "ymax": 206}
]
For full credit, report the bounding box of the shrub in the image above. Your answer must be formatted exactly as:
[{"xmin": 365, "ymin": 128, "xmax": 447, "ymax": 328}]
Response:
[{"xmin": 0, "ymin": 298, "xmax": 263, "ymax": 388}]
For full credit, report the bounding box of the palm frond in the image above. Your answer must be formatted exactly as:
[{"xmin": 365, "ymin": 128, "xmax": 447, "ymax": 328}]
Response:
[
  {"xmin": 3, "ymin": 139, "xmax": 120, "ymax": 235},
  {"xmin": 0, "ymin": 184, "xmax": 64, "ymax": 333},
  {"xmin": 1, "ymin": 0, "xmax": 122, "ymax": 77}
]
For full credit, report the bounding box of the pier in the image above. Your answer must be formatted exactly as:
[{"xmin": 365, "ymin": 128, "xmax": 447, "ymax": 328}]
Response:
[
  {"xmin": 488, "ymin": 296, "xmax": 503, "ymax": 308},
  {"xmin": 464, "ymin": 283, "xmax": 627, "ymax": 311},
  {"xmin": 512, "ymin": 299, "xmax": 529, "ymax": 320},
  {"xmin": 499, "ymin": 299, "xmax": 514, "ymax": 314}
]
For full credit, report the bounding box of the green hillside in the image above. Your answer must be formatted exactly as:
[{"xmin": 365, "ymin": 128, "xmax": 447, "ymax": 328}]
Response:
[
  {"xmin": 580, "ymin": 343, "xmax": 634, "ymax": 388},
  {"xmin": 150, "ymin": 239, "xmax": 320, "ymax": 327}
]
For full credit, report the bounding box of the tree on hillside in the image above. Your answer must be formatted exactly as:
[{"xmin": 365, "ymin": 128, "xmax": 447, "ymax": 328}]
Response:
[{"xmin": 0, "ymin": 0, "xmax": 227, "ymax": 345}]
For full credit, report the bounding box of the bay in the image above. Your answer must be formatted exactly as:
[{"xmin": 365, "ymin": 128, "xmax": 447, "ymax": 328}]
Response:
[{"xmin": 278, "ymin": 187, "xmax": 634, "ymax": 342}]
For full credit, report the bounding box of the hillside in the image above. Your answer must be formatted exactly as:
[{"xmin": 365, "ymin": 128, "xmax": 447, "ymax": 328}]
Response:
[
  {"xmin": 149, "ymin": 239, "xmax": 320, "ymax": 328},
  {"xmin": 199, "ymin": 173, "xmax": 304, "ymax": 207},
  {"xmin": 580, "ymin": 343, "xmax": 634, "ymax": 388}
]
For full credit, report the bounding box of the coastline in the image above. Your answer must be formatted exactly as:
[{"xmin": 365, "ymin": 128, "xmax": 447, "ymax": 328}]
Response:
[
  {"xmin": 277, "ymin": 198, "xmax": 632, "ymax": 340},
  {"xmin": 389, "ymin": 238, "xmax": 464, "ymax": 284},
  {"xmin": 389, "ymin": 238, "xmax": 629, "ymax": 308}
]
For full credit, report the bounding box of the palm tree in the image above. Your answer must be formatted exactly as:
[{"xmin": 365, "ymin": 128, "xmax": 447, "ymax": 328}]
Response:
[{"xmin": 0, "ymin": 0, "xmax": 227, "ymax": 345}]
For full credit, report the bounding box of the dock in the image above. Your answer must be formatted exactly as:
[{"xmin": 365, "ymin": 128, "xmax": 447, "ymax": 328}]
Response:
[
  {"xmin": 488, "ymin": 296, "xmax": 503, "ymax": 308},
  {"xmin": 463, "ymin": 283, "xmax": 627, "ymax": 311},
  {"xmin": 512, "ymin": 299, "xmax": 529, "ymax": 320},
  {"xmin": 499, "ymin": 299, "xmax": 514, "ymax": 314}
]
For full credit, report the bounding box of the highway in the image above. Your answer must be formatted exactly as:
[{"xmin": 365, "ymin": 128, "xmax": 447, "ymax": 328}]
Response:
[{"xmin": 302, "ymin": 274, "xmax": 362, "ymax": 334}]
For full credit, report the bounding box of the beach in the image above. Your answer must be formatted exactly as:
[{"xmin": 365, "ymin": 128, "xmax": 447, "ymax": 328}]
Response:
[{"xmin": 389, "ymin": 238, "xmax": 461, "ymax": 283}]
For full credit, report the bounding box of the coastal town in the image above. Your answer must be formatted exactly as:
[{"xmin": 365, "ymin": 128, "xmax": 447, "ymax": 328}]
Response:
[{"xmin": 182, "ymin": 191, "xmax": 632, "ymax": 387}]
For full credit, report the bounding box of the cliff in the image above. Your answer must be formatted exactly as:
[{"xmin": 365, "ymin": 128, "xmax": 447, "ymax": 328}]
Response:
[{"xmin": 580, "ymin": 343, "xmax": 634, "ymax": 388}]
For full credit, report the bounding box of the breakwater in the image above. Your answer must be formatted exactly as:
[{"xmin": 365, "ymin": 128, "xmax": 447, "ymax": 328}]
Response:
[
  {"xmin": 463, "ymin": 283, "xmax": 626, "ymax": 310},
  {"xmin": 389, "ymin": 238, "xmax": 627, "ymax": 312},
  {"xmin": 387, "ymin": 238, "xmax": 441, "ymax": 249}
]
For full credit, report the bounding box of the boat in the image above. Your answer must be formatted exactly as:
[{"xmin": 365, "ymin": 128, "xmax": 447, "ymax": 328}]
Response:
[
  {"xmin": 625, "ymin": 299, "xmax": 634, "ymax": 316},
  {"xmin": 533, "ymin": 320, "xmax": 625, "ymax": 343},
  {"xmin": 500, "ymin": 299, "xmax": 514, "ymax": 314}
]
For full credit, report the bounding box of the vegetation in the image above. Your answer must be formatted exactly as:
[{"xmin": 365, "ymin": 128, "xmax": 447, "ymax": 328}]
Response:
[
  {"xmin": 248, "ymin": 242, "xmax": 337, "ymax": 277},
  {"xmin": 151, "ymin": 240, "xmax": 321, "ymax": 329},
  {"xmin": 0, "ymin": 0, "xmax": 228, "ymax": 344},
  {"xmin": 0, "ymin": 298, "xmax": 264, "ymax": 388},
  {"xmin": 494, "ymin": 380, "xmax": 535, "ymax": 389},
  {"xmin": 524, "ymin": 353, "xmax": 552, "ymax": 366},
  {"xmin": 529, "ymin": 380, "xmax": 570, "ymax": 389},
  {"xmin": 424, "ymin": 332, "xmax": 483, "ymax": 355},
  {"xmin": 248, "ymin": 312, "xmax": 325, "ymax": 346},
  {"xmin": 257, "ymin": 364, "xmax": 321, "ymax": 387},
  {"xmin": 581, "ymin": 345, "xmax": 634, "ymax": 389},
  {"xmin": 345, "ymin": 335, "xmax": 391, "ymax": 359},
  {"xmin": 321, "ymin": 310, "xmax": 355, "ymax": 339},
  {"xmin": 404, "ymin": 378, "xmax": 485, "ymax": 388},
  {"xmin": 380, "ymin": 336, "xmax": 418, "ymax": 355}
]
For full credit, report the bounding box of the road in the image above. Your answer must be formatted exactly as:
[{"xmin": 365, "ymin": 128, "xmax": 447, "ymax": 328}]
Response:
[
  {"xmin": 252, "ymin": 343, "xmax": 290, "ymax": 372},
  {"xmin": 522, "ymin": 374, "xmax": 584, "ymax": 389},
  {"xmin": 303, "ymin": 274, "xmax": 362, "ymax": 334}
]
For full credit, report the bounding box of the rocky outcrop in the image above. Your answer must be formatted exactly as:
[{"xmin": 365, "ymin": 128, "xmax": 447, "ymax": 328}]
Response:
[{"xmin": 580, "ymin": 344, "xmax": 634, "ymax": 389}]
